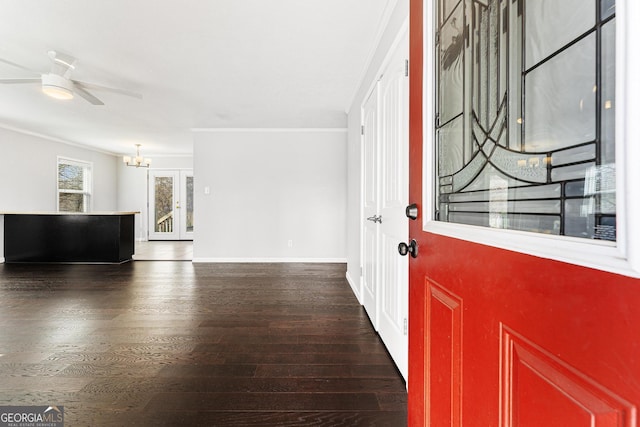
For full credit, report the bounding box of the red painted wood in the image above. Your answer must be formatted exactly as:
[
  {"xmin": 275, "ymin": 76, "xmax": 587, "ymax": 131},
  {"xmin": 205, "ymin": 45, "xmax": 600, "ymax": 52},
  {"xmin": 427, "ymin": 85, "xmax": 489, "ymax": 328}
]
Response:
[
  {"xmin": 503, "ymin": 328, "xmax": 631, "ymax": 427},
  {"xmin": 427, "ymin": 283, "xmax": 462, "ymax": 426},
  {"xmin": 408, "ymin": 0, "xmax": 640, "ymax": 425}
]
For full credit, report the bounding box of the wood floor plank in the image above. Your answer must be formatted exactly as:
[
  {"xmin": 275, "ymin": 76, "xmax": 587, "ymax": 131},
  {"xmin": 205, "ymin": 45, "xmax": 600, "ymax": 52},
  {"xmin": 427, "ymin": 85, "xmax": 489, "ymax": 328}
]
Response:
[{"xmin": 0, "ymin": 262, "xmax": 407, "ymax": 426}]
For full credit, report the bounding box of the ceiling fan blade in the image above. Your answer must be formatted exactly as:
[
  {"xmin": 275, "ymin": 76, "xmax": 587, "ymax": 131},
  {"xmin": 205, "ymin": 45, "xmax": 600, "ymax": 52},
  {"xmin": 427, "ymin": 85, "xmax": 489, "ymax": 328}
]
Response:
[
  {"xmin": 0, "ymin": 78, "xmax": 40, "ymax": 84},
  {"xmin": 0, "ymin": 57, "xmax": 40, "ymax": 74},
  {"xmin": 73, "ymin": 85, "xmax": 104, "ymax": 105},
  {"xmin": 73, "ymin": 80, "xmax": 142, "ymax": 100}
]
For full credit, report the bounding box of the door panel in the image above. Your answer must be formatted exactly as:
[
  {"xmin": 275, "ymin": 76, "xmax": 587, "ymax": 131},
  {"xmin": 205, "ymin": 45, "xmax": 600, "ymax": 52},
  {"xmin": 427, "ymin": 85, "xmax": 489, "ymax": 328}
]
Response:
[
  {"xmin": 408, "ymin": 0, "xmax": 640, "ymax": 426},
  {"xmin": 502, "ymin": 327, "xmax": 633, "ymax": 427},
  {"xmin": 362, "ymin": 89, "xmax": 379, "ymax": 327},
  {"xmin": 377, "ymin": 32, "xmax": 409, "ymax": 380},
  {"xmin": 411, "ymin": 233, "xmax": 639, "ymax": 426},
  {"xmin": 426, "ymin": 280, "xmax": 462, "ymax": 427}
]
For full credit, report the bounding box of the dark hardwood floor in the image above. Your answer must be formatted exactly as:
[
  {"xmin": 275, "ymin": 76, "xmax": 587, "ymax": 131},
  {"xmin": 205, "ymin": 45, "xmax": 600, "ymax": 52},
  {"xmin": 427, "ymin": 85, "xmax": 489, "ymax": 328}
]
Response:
[{"xmin": 0, "ymin": 262, "xmax": 407, "ymax": 426}]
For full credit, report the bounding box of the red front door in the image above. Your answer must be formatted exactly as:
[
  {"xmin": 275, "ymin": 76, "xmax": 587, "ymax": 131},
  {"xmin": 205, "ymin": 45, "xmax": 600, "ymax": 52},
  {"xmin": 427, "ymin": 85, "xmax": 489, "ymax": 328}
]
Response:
[{"xmin": 408, "ymin": 0, "xmax": 640, "ymax": 426}]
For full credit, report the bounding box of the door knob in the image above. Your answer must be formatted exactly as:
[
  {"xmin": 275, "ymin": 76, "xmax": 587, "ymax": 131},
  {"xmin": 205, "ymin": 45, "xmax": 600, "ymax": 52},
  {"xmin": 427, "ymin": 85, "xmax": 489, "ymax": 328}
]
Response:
[
  {"xmin": 366, "ymin": 215, "xmax": 382, "ymax": 224},
  {"xmin": 398, "ymin": 239, "xmax": 418, "ymax": 258},
  {"xmin": 405, "ymin": 203, "xmax": 418, "ymax": 220}
]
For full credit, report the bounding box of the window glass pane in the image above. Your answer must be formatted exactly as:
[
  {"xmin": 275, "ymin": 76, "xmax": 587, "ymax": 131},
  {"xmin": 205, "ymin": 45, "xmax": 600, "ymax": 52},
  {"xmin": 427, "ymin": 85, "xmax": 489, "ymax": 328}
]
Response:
[
  {"xmin": 59, "ymin": 193, "xmax": 84, "ymax": 212},
  {"xmin": 551, "ymin": 144, "xmax": 595, "ymax": 166},
  {"xmin": 441, "ymin": 0, "xmax": 463, "ymax": 24},
  {"xmin": 551, "ymin": 162, "xmax": 595, "ymax": 182},
  {"xmin": 58, "ymin": 164, "xmax": 84, "ymax": 190},
  {"xmin": 565, "ymin": 180, "xmax": 586, "ymax": 197},
  {"xmin": 525, "ymin": 0, "xmax": 594, "ymax": 67},
  {"xmin": 435, "ymin": 0, "xmax": 615, "ymax": 241},
  {"xmin": 57, "ymin": 158, "xmax": 91, "ymax": 213},
  {"xmin": 524, "ymin": 34, "xmax": 596, "ymax": 151},
  {"xmin": 601, "ymin": 0, "xmax": 615, "ymax": 20},
  {"xmin": 439, "ymin": 2, "xmax": 464, "ymax": 124},
  {"xmin": 438, "ymin": 116, "xmax": 464, "ymax": 177},
  {"xmin": 154, "ymin": 177, "xmax": 174, "ymax": 233},
  {"xmin": 601, "ymin": 20, "xmax": 616, "ymax": 164},
  {"xmin": 186, "ymin": 176, "xmax": 194, "ymax": 232}
]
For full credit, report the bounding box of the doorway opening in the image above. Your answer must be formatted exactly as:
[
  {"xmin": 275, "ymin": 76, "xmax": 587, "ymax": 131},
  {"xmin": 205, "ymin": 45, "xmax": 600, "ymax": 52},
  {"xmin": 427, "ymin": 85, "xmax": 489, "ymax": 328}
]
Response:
[{"xmin": 148, "ymin": 169, "xmax": 194, "ymax": 241}]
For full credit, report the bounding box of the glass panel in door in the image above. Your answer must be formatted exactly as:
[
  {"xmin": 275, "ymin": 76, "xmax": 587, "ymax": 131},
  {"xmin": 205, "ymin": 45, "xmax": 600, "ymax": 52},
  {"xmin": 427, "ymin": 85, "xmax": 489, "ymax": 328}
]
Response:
[
  {"xmin": 186, "ymin": 175, "xmax": 194, "ymax": 233},
  {"xmin": 154, "ymin": 176, "xmax": 174, "ymax": 234},
  {"xmin": 434, "ymin": 0, "xmax": 616, "ymax": 241},
  {"xmin": 179, "ymin": 170, "xmax": 194, "ymax": 240}
]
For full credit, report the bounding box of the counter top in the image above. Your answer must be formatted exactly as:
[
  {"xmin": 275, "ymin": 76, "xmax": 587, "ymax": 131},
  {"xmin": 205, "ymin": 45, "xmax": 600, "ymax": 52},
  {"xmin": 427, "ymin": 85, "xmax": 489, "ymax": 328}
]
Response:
[{"xmin": 1, "ymin": 211, "xmax": 140, "ymax": 215}]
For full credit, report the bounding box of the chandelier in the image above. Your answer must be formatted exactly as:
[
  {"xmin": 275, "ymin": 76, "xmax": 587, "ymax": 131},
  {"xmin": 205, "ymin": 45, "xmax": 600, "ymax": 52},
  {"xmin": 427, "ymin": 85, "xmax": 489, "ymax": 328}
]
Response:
[{"xmin": 123, "ymin": 144, "xmax": 152, "ymax": 168}]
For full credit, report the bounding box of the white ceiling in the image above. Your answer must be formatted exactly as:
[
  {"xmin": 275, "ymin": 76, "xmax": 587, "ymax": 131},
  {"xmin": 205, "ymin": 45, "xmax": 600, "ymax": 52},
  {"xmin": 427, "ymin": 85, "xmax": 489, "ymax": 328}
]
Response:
[{"xmin": 0, "ymin": 0, "xmax": 392, "ymax": 156}]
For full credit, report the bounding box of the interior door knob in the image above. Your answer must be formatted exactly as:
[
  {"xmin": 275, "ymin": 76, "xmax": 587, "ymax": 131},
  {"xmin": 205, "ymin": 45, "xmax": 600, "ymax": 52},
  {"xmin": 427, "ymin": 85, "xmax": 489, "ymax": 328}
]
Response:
[
  {"xmin": 366, "ymin": 215, "xmax": 382, "ymax": 224},
  {"xmin": 398, "ymin": 239, "xmax": 418, "ymax": 258}
]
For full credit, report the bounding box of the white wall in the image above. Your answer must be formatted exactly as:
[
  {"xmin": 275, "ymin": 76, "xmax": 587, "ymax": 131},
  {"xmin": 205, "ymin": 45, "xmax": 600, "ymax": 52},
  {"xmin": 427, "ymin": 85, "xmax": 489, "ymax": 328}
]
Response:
[
  {"xmin": 117, "ymin": 155, "xmax": 193, "ymax": 241},
  {"xmin": 0, "ymin": 126, "xmax": 118, "ymax": 211},
  {"xmin": 0, "ymin": 126, "xmax": 119, "ymax": 261},
  {"xmin": 345, "ymin": 0, "xmax": 409, "ymax": 298},
  {"xmin": 193, "ymin": 130, "xmax": 347, "ymax": 262}
]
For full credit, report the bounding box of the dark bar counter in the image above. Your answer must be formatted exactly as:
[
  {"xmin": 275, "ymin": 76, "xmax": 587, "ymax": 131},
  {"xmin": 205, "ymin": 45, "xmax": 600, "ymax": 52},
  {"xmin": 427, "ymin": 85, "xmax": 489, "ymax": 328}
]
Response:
[{"xmin": 3, "ymin": 212, "xmax": 138, "ymax": 263}]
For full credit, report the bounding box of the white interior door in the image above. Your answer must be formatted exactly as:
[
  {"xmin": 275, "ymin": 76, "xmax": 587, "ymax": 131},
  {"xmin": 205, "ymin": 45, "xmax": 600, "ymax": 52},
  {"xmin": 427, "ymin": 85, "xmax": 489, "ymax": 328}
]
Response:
[
  {"xmin": 360, "ymin": 31, "xmax": 409, "ymax": 380},
  {"xmin": 377, "ymin": 32, "xmax": 409, "ymax": 380},
  {"xmin": 148, "ymin": 169, "xmax": 193, "ymax": 241},
  {"xmin": 362, "ymin": 88, "xmax": 380, "ymax": 329}
]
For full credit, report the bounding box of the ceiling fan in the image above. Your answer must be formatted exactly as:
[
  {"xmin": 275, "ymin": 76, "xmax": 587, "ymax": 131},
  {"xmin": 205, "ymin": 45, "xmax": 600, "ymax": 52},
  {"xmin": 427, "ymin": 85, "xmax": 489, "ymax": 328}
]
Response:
[{"xmin": 0, "ymin": 50, "xmax": 142, "ymax": 105}]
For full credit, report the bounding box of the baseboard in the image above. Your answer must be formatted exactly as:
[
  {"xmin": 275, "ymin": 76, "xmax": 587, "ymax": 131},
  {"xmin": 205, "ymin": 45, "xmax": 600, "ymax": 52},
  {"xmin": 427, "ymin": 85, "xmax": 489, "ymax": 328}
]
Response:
[
  {"xmin": 345, "ymin": 270, "xmax": 362, "ymax": 304},
  {"xmin": 192, "ymin": 257, "xmax": 347, "ymax": 263},
  {"xmin": 0, "ymin": 257, "xmax": 4, "ymax": 264}
]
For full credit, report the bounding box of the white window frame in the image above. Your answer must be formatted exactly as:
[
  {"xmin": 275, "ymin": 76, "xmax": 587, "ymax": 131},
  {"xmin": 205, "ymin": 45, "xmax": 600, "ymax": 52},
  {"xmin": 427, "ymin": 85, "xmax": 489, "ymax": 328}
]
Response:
[
  {"xmin": 422, "ymin": 1, "xmax": 640, "ymax": 278},
  {"xmin": 57, "ymin": 156, "xmax": 93, "ymax": 213}
]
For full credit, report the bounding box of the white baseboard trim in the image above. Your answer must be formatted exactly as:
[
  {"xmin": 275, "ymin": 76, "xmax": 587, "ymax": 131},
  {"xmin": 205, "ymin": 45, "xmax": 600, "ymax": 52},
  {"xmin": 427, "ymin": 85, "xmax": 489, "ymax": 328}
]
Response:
[
  {"xmin": 345, "ymin": 270, "xmax": 362, "ymax": 304},
  {"xmin": 192, "ymin": 257, "xmax": 347, "ymax": 263},
  {"xmin": 0, "ymin": 257, "xmax": 4, "ymax": 264}
]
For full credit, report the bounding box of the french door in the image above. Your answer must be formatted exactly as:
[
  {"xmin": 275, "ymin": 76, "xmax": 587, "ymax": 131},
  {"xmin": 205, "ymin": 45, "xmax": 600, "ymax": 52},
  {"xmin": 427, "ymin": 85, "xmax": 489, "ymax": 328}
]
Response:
[
  {"xmin": 148, "ymin": 169, "xmax": 193, "ymax": 241},
  {"xmin": 408, "ymin": 0, "xmax": 640, "ymax": 425},
  {"xmin": 361, "ymin": 30, "xmax": 410, "ymax": 380}
]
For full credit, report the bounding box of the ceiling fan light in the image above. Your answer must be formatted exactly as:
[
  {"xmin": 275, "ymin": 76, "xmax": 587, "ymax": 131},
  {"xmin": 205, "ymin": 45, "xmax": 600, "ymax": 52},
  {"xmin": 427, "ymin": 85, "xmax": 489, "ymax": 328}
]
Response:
[
  {"xmin": 41, "ymin": 73, "xmax": 74, "ymax": 100},
  {"xmin": 42, "ymin": 85, "xmax": 73, "ymax": 100}
]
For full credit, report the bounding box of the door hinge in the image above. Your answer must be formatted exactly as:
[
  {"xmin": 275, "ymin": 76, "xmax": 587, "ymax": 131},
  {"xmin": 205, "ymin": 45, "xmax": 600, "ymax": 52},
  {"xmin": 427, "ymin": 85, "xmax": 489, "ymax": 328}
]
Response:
[
  {"xmin": 404, "ymin": 59, "xmax": 409, "ymax": 77},
  {"xmin": 361, "ymin": 125, "xmax": 365, "ymax": 136},
  {"xmin": 435, "ymin": 31, "xmax": 440, "ymax": 46},
  {"xmin": 403, "ymin": 318, "xmax": 408, "ymax": 335}
]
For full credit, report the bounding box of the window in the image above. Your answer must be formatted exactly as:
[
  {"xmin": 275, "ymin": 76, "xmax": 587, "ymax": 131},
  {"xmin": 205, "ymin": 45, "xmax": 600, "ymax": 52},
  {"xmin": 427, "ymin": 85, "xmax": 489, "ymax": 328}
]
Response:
[
  {"xmin": 57, "ymin": 157, "xmax": 92, "ymax": 212},
  {"xmin": 434, "ymin": 0, "xmax": 616, "ymax": 241}
]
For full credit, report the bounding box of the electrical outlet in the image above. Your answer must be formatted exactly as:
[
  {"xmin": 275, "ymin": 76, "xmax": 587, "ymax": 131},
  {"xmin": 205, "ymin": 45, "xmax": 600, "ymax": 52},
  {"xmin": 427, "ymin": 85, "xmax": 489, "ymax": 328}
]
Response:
[{"xmin": 287, "ymin": 240, "xmax": 293, "ymax": 248}]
